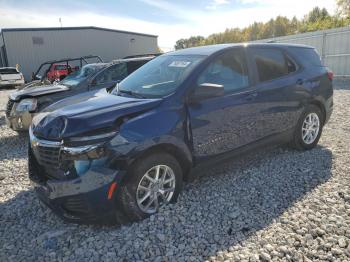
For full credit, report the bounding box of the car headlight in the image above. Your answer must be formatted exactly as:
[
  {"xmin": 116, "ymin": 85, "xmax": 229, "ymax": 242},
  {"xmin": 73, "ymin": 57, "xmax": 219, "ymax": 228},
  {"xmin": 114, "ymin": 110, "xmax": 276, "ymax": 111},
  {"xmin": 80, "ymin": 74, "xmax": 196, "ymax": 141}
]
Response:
[
  {"xmin": 61, "ymin": 131, "xmax": 118, "ymax": 159},
  {"xmin": 64, "ymin": 131, "xmax": 118, "ymax": 147},
  {"xmin": 16, "ymin": 98, "xmax": 37, "ymax": 112},
  {"xmin": 63, "ymin": 132, "xmax": 118, "ymax": 176}
]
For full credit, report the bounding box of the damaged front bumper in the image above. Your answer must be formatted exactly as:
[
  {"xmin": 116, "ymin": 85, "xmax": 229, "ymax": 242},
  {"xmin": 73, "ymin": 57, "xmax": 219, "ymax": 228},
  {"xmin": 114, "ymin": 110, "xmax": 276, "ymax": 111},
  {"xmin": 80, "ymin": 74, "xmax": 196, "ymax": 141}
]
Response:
[
  {"xmin": 28, "ymin": 130, "xmax": 126, "ymax": 224},
  {"xmin": 6, "ymin": 100, "xmax": 35, "ymax": 131},
  {"xmin": 6, "ymin": 112, "xmax": 34, "ymax": 131}
]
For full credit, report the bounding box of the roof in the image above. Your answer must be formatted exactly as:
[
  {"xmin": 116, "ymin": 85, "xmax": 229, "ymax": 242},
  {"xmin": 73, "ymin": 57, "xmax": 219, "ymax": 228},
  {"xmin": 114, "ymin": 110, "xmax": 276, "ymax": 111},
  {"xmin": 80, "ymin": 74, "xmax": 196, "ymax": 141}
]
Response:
[
  {"xmin": 167, "ymin": 43, "xmax": 314, "ymax": 56},
  {"xmin": 111, "ymin": 56, "xmax": 155, "ymax": 64},
  {"xmin": 0, "ymin": 26, "xmax": 158, "ymax": 38}
]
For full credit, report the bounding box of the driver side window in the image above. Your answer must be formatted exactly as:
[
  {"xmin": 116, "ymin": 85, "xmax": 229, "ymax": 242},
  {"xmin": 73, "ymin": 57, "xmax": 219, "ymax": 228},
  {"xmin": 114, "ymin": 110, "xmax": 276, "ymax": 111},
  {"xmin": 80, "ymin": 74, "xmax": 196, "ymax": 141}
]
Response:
[
  {"xmin": 197, "ymin": 48, "xmax": 249, "ymax": 93},
  {"xmin": 94, "ymin": 63, "xmax": 127, "ymax": 85}
]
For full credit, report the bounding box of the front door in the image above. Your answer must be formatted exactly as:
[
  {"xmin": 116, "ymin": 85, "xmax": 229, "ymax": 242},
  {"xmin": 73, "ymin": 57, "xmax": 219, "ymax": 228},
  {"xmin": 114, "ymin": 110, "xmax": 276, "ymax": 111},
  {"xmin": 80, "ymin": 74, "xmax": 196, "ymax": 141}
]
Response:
[{"xmin": 187, "ymin": 47, "xmax": 264, "ymax": 158}]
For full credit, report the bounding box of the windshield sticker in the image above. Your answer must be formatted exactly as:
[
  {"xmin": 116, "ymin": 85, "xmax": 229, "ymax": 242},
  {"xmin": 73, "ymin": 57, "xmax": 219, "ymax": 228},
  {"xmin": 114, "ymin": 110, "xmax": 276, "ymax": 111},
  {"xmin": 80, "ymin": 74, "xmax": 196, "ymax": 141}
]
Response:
[{"xmin": 168, "ymin": 61, "xmax": 191, "ymax": 68}]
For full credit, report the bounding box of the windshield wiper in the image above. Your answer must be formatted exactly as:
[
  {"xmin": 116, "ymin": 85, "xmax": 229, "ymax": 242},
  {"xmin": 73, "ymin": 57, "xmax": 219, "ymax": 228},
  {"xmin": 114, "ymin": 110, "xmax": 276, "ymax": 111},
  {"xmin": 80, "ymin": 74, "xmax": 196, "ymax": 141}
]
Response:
[{"xmin": 118, "ymin": 89, "xmax": 146, "ymax": 99}]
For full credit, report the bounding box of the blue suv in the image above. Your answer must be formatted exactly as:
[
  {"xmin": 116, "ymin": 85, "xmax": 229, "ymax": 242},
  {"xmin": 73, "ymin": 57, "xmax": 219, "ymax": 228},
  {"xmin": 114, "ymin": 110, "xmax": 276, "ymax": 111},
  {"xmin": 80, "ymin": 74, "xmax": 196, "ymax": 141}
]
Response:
[{"xmin": 28, "ymin": 43, "xmax": 333, "ymax": 224}]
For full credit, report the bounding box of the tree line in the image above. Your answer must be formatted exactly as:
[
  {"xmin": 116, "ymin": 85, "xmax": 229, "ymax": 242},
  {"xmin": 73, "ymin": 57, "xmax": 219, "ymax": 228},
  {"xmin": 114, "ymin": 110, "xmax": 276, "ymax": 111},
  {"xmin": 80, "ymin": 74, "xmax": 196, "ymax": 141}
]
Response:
[{"xmin": 174, "ymin": 1, "xmax": 350, "ymax": 50}]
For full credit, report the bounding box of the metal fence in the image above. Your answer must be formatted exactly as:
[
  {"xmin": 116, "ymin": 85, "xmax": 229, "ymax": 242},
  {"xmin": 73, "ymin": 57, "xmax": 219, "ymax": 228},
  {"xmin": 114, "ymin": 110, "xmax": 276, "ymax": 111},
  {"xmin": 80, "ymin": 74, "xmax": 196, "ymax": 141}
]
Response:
[{"xmin": 255, "ymin": 26, "xmax": 350, "ymax": 77}]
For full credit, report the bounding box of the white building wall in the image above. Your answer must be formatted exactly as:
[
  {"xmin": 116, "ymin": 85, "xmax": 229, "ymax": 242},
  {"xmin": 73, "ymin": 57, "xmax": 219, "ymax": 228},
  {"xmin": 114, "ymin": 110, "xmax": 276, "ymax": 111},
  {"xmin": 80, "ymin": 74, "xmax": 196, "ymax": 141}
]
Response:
[{"xmin": 3, "ymin": 27, "xmax": 158, "ymax": 80}]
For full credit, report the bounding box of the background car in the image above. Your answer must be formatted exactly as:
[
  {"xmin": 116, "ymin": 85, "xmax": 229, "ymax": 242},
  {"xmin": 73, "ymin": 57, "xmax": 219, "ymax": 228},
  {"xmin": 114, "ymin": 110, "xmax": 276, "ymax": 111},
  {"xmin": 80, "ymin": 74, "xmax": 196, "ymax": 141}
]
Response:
[
  {"xmin": 46, "ymin": 63, "xmax": 79, "ymax": 82},
  {"xmin": 27, "ymin": 43, "xmax": 333, "ymax": 224},
  {"xmin": 6, "ymin": 55, "xmax": 156, "ymax": 131},
  {"xmin": 0, "ymin": 67, "xmax": 25, "ymax": 88}
]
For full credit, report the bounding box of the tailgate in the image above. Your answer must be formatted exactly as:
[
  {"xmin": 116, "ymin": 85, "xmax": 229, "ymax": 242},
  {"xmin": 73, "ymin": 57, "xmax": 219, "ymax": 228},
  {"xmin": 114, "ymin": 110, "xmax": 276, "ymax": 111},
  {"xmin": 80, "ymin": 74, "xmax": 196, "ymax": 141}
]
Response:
[{"xmin": 1, "ymin": 73, "xmax": 21, "ymax": 80}]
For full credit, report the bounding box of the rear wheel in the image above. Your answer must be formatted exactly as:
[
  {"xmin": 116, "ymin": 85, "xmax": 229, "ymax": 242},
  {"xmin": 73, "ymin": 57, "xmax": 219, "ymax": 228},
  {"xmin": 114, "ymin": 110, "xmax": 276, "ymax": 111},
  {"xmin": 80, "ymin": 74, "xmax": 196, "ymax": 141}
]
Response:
[
  {"xmin": 291, "ymin": 105, "xmax": 323, "ymax": 150},
  {"xmin": 117, "ymin": 153, "xmax": 183, "ymax": 222}
]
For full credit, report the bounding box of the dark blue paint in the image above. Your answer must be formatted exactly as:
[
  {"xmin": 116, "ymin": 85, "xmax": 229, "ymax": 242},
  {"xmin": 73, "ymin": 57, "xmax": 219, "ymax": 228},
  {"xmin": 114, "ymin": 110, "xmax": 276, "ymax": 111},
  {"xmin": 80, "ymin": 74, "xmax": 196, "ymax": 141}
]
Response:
[{"xmin": 29, "ymin": 43, "xmax": 333, "ymax": 223}]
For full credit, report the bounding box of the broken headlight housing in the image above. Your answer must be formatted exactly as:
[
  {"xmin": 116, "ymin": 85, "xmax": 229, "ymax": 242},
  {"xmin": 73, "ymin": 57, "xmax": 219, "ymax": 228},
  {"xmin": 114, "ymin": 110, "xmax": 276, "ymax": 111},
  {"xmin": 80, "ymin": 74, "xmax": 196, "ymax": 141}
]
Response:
[
  {"xmin": 16, "ymin": 98, "xmax": 37, "ymax": 112},
  {"xmin": 62, "ymin": 131, "xmax": 118, "ymax": 176}
]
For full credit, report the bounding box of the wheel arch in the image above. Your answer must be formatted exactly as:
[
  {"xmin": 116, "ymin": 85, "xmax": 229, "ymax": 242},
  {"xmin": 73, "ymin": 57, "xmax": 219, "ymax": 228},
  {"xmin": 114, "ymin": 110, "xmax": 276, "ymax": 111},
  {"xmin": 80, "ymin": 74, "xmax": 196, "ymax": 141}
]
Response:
[
  {"xmin": 309, "ymin": 99, "xmax": 326, "ymax": 125},
  {"xmin": 127, "ymin": 143, "xmax": 193, "ymax": 182}
]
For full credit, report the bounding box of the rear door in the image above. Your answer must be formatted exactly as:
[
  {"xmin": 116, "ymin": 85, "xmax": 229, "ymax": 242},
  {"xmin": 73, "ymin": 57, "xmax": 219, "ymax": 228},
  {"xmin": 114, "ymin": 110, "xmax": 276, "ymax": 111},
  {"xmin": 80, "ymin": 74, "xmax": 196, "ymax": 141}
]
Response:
[
  {"xmin": 188, "ymin": 47, "xmax": 268, "ymax": 158},
  {"xmin": 247, "ymin": 46, "xmax": 302, "ymax": 136}
]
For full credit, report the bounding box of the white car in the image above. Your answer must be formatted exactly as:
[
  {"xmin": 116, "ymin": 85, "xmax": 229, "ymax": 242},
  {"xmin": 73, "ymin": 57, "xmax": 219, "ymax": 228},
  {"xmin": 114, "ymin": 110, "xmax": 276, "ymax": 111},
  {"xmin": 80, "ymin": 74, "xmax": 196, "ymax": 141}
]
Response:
[{"xmin": 0, "ymin": 67, "xmax": 25, "ymax": 88}]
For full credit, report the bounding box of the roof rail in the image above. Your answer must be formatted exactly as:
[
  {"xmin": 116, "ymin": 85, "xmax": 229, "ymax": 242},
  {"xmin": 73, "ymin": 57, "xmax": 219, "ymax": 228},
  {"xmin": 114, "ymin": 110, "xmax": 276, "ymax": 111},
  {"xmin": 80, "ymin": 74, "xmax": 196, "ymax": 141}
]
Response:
[{"xmin": 122, "ymin": 53, "xmax": 162, "ymax": 59}]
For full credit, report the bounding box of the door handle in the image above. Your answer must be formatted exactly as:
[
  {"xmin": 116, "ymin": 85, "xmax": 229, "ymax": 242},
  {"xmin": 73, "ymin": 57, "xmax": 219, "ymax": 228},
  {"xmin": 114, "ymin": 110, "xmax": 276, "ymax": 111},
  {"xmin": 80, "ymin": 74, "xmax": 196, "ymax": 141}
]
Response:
[{"xmin": 245, "ymin": 92, "xmax": 258, "ymax": 101}]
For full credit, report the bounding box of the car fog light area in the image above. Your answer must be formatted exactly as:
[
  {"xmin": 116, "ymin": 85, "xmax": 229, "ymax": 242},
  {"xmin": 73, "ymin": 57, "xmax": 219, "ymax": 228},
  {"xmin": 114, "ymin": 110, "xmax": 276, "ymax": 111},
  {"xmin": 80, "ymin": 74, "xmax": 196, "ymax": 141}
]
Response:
[{"xmin": 74, "ymin": 157, "xmax": 107, "ymax": 176}]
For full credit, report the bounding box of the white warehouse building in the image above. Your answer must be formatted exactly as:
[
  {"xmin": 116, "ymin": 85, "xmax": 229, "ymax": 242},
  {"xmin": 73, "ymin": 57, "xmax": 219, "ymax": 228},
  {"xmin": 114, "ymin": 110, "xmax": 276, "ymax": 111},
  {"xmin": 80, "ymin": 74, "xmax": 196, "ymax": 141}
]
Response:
[{"xmin": 0, "ymin": 26, "xmax": 158, "ymax": 81}]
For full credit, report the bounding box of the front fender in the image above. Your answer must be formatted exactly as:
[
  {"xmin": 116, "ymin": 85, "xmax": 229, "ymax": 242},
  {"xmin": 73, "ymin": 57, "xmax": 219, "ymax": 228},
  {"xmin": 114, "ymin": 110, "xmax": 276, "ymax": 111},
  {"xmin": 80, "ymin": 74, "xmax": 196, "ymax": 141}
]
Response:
[{"xmin": 107, "ymin": 106, "xmax": 193, "ymax": 169}]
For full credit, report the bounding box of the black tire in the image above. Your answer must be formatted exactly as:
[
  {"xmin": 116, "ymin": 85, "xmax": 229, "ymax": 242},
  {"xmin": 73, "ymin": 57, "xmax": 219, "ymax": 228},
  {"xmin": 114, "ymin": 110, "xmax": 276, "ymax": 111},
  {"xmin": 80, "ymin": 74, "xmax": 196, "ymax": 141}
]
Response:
[
  {"xmin": 291, "ymin": 105, "xmax": 324, "ymax": 151},
  {"xmin": 117, "ymin": 153, "xmax": 183, "ymax": 222}
]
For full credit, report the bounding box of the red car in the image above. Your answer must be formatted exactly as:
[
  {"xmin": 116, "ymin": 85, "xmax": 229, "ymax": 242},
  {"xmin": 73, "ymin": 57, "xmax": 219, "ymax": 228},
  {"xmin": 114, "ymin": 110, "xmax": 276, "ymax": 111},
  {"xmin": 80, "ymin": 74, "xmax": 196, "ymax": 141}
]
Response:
[{"xmin": 46, "ymin": 63, "xmax": 78, "ymax": 82}]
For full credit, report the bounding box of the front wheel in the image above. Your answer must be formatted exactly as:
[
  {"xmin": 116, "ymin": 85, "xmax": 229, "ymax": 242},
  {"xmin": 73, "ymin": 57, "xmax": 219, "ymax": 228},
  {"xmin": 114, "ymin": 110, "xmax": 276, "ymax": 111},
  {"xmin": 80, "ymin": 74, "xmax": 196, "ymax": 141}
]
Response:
[
  {"xmin": 117, "ymin": 153, "xmax": 183, "ymax": 222},
  {"xmin": 291, "ymin": 105, "xmax": 324, "ymax": 150}
]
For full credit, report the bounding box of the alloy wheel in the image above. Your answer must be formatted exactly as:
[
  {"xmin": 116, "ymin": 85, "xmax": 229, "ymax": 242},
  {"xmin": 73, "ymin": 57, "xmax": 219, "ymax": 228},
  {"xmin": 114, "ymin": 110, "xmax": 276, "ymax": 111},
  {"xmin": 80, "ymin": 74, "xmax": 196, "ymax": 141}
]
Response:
[
  {"xmin": 302, "ymin": 112, "xmax": 320, "ymax": 145},
  {"xmin": 136, "ymin": 165, "xmax": 176, "ymax": 214}
]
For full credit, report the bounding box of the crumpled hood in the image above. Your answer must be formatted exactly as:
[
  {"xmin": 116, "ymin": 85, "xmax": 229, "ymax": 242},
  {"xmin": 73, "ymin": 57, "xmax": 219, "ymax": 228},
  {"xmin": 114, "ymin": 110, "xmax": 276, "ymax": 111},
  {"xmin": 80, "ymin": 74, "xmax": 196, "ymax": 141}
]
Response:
[
  {"xmin": 32, "ymin": 89, "xmax": 162, "ymax": 140},
  {"xmin": 9, "ymin": 84, "xmax": 69, "ymax": 101}
]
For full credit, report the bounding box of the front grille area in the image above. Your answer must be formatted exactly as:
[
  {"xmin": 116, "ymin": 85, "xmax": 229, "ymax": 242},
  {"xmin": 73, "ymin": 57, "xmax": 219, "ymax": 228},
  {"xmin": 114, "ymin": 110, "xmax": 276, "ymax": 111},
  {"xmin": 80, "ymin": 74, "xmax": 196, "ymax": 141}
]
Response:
[
  {"xmin": 36, "ymin": 145, "xmax": 61, "ymax": 170},
  {"xmin": 6, "ymin": 99, "xmax": 15, "ymax": 117}
]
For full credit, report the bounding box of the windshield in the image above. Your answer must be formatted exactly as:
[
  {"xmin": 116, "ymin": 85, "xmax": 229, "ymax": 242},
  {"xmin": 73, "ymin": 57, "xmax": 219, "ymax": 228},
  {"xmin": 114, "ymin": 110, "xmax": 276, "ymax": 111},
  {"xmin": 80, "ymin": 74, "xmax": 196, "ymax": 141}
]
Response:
[
  {"xmin": 0, "ymin": 68, "xmax": 18, "ymax": 74},
  {"xmin": 117, "ymin": 55, "xmax": 205, "ymax": 98},
  {"xmin": 60, "ymin": 64, "xmax": 105, "ymax": 87},
  {"xmin": 55, "ymin": 65, "xmax": 69, "ymax": 70}
]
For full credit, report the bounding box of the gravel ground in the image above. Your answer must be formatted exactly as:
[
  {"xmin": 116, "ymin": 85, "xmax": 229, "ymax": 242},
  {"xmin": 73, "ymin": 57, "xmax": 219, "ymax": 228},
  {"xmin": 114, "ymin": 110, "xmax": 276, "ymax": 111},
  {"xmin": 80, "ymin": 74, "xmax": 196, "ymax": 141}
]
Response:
[{"xmin": 0, "ymin": 81, "xmax": 349, "ymax": 261}]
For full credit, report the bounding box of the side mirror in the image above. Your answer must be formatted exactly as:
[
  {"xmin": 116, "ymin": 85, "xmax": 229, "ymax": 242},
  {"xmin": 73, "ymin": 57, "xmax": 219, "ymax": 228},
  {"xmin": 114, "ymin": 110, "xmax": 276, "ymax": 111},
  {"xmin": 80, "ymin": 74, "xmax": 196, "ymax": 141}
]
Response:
[
  {"xmin": 33, "ymin": 74, "xmax": 42, "ymax": 81},
  {"xmin": 190, "ymin": 83, "xmax": 224, "ymax": 102}
]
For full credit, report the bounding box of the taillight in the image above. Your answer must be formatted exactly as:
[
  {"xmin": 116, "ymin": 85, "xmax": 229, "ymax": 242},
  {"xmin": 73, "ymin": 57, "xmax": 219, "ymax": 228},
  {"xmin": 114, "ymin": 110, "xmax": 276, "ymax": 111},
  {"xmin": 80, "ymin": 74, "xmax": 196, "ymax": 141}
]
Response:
[{"xmin": 327, "ymin": 70, "xmax": 334, "ymax": 81}]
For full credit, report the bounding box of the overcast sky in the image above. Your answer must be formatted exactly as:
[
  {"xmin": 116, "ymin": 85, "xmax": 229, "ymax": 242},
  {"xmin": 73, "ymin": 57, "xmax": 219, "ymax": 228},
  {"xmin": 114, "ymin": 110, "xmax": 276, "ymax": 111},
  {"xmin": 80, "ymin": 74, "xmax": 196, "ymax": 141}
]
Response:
[{"xmin": 0, "ymin": 0, "xmax": 337, "ymax": 51}]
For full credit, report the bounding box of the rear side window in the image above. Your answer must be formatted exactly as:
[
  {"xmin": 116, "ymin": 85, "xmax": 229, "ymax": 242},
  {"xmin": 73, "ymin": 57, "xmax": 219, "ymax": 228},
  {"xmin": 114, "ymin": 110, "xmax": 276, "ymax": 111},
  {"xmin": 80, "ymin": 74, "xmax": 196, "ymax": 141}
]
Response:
[
  {"xmin": 290, "ymin": 48, "xmax": 323, "ymax": 67},
  {"xmin": 251, "ymin": 48, "xmax": 297, "ymax": 82},
  {"xmin": 197, "ymin": 48, "xmax": 249, "ymax": 93},
  {"xmin": 94, "ymin": 63, "xmax": 127, "ymax": 85},
  {"xmin": 0, "ymin": 68, "xmax": 18, "ymax": 74}
]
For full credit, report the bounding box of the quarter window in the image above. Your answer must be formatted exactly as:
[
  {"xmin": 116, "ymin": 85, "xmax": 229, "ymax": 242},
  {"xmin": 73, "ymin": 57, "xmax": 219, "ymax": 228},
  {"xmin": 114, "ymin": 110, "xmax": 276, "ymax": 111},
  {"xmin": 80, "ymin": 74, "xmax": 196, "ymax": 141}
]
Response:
[
  {"xmin": 197, "ymin": 49, "xmax": 249, "ymax": 93},
  {"xmin": 251, "ymin": 48, "xmax": 297, "ymax": 82}
]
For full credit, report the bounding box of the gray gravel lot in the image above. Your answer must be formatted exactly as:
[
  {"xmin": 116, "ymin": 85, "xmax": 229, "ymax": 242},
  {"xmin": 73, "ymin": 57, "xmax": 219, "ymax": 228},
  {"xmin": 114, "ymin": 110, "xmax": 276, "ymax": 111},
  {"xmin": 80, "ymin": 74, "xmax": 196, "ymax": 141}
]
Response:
[{"xmin": 0, "ymin": 81, "xmax": 350, "ymax": 261}]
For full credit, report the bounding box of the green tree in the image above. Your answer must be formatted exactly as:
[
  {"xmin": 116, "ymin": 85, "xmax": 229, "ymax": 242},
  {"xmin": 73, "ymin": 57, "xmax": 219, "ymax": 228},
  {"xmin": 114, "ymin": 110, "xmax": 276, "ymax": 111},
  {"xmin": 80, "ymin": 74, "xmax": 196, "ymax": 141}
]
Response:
[
  {"xmin": 337, "ymin": 0, "xmax": 350, "ymax": 17},
  {"xmin": 306, "ymin": 7, "xmax": 330, "ymax": 23},
  {"xmin": 274, "ymin": 16, "xmax": 290, "ymax": 37},
  {"xmin": 173, "ymin": 6, "xmax": 350, "ymax": 50}
]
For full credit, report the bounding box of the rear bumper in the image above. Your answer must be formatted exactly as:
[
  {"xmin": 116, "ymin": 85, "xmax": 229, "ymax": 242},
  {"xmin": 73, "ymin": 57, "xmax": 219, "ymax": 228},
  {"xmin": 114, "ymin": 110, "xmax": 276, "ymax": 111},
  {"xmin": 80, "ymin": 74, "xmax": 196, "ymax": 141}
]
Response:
[
  {"xmin": 28, "ymin": 148, "xmax": 126, "ymax": 224},
  {"xmin": 0, "ymin": 79, "xmax": 24, "ymax": 87}
]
